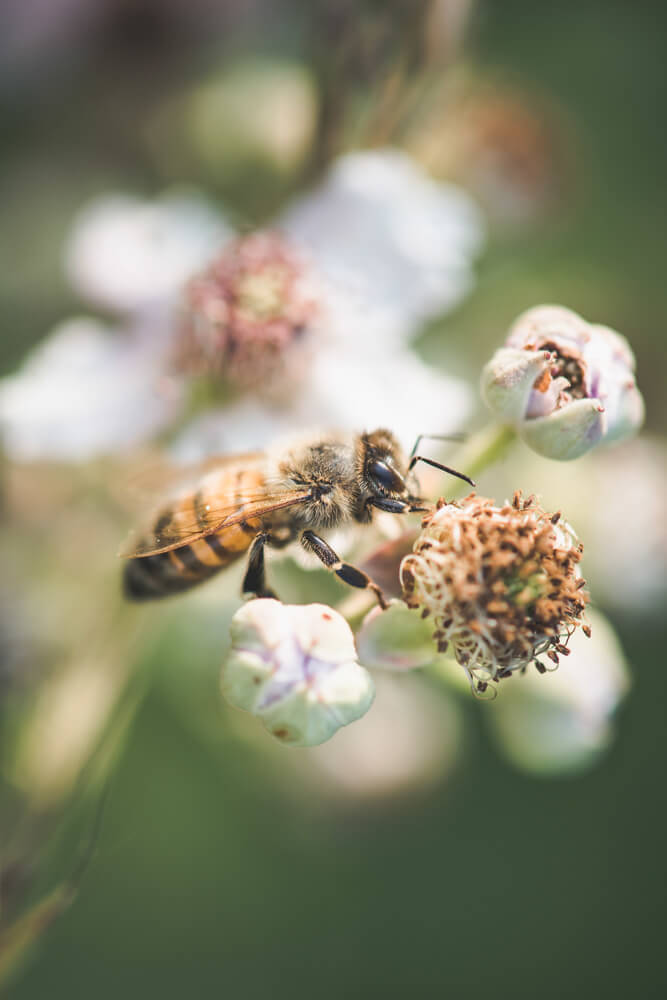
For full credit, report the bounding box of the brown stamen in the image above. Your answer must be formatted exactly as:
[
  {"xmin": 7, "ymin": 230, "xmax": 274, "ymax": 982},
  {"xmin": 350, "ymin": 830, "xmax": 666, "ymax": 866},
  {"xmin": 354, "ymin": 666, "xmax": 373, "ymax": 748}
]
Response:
[{"xmin": 400, "ymin": 493, "xmax": 589, "ymax": 690}]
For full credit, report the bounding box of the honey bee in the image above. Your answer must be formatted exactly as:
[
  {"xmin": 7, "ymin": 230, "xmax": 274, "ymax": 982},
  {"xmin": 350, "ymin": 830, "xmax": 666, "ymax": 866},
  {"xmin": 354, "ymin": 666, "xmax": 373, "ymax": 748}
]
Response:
[{"xmin": 121, "ymin": 429, "xmax": 473, "ymax": 608}]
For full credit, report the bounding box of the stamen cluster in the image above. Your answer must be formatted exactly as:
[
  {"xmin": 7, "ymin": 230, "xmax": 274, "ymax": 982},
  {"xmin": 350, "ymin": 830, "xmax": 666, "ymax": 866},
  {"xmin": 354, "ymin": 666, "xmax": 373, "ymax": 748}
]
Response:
[
  {"xmin": 176, "ymin": 231, "xmax": 318, "ymax": 392},
  {"xmin": 400, "ymin": 492, "xmax": 590, "ymax": 695}
]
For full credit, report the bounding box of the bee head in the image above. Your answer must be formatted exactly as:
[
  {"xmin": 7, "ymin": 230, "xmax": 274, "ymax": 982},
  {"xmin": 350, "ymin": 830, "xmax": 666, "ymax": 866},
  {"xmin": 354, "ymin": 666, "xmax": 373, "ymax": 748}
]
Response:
[{"xmin": 360, "ymin": 429, "xmax": 409, "ymax": 497}]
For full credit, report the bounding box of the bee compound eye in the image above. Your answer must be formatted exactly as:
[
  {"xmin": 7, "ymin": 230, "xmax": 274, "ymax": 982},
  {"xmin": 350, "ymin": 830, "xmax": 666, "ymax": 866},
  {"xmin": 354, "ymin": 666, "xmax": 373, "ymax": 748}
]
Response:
[{"xmin": 370, "ymin": 460, "xmax": 404, "ymax": 492}]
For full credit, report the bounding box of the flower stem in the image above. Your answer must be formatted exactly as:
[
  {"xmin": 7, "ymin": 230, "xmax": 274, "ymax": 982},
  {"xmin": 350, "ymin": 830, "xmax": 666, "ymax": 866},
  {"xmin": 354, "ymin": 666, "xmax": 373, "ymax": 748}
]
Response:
[{"xmin": 450, "ymin": 422, "xmax": 517, "ymax": 494}]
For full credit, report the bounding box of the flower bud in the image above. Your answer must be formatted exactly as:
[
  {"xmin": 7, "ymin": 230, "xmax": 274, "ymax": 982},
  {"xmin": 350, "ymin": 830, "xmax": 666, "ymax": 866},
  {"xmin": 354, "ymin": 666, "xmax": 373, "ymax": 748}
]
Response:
[
  {"xmin": 222, "ymin": 599, "xmax": 374, "ymax": 747},
  {"xmin": 356, "ymin": 601, "xmax": 441, "ymax": 672},
  {"xmin": 400, "ymin": 492, "xmax": 590, "ymax": 695},
  {"xmin": 485, "ymin": 608, "xmax": 630, "ymax": 774},
  {"xmin": 481, "ymin": 305, "xmax": 644, "ymax": 460}
]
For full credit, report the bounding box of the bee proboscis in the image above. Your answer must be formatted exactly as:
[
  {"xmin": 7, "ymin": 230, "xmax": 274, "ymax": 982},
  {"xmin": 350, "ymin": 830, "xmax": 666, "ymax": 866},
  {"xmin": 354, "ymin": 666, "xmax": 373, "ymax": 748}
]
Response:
[{"xmin": 121, "ymin": 429, "xmax": 474, "ymax": 608}]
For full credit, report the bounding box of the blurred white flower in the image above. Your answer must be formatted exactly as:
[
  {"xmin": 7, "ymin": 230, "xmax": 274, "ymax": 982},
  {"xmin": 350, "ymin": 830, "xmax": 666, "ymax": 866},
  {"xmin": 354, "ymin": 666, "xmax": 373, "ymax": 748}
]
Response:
[
  {"xmin": 300, "ymin": 345, "xmax": 472, "ymax": 449},
  {"xmin": 1, "ymin": 150, "xmax": 482, "ymax": 462},
  {"xmin": 575, "ymin": 438, "xmax": 666, "ymax": 615},
  {"xmin": 282, "ymin": 148, "xmax": 484, "ymax": 348},
  {"xmin": 0, "ymin": 315, "xmax": 182, "ymax": 461},
  {"xmin": 171, "ymin": 347, "xmax": 472, "ymax": 459},
  {"xmin": 65, "ymin": 190, "xmax": 231, "ymax": 313},
  {"xmin": 175, "ymin": 150, "xmax": 481, "ymax": 455},
  {"xmin": 222, "ymin": 599, "xmax": 374, "ymax": 747},
  {"xmin": 485, "ymin": 608, "xmax": 631, "ymax": 774},
  {"xmin": 482, "ymin": 436, "xmax": 667, "ymax": 616},
  {"xmin": 481, "ymin": 305, "xmax": 645, "ymax": 460},
  {"xmin": 0, "ymin": 189, "xmax": 227, "ymax": 462}
]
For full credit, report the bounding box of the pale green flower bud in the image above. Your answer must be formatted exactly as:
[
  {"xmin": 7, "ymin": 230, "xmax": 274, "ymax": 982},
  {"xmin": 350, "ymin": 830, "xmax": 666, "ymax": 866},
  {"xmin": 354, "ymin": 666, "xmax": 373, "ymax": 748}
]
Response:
[
  {"xmin": 481, "ymin": 347, "xmax": 553, "ymax": 423},
  {"xmin": 222, "ymin": 599, "xmax": 374, "ymax": 747},
  {"xmin": 519, "ymin": 396, "xmax": 606, "ymax": 461},
  {"xmin": 481, "ymin": 305, "xmax": 644, "ymax": 460},
  {"xmin": 356, "ymin": 601, "xmax": 442, "ymax": 672},
  {"xmin": 485, "ymin": 608, "xmax": 630, "ymax": 774}
]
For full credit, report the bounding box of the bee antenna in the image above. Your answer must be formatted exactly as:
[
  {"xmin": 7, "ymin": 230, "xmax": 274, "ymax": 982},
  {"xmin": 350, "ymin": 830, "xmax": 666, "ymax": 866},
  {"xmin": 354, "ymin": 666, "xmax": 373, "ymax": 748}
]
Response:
[
  {"xmin": 409, "ymin": 432, "xmax": 467, "ymax": 460},
  {"xmin": 408, "ymin": 455, "xmax": 475, "ymax": 488}
]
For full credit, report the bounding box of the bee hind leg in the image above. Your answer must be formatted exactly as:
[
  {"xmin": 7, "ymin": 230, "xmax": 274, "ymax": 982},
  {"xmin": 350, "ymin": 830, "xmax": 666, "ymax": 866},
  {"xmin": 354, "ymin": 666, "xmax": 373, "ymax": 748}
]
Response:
[
  {"xmin": 301, "ymin": 530, "xmax": 388, "ymax": 609},
  {"xmin": 242, "ymin": 532, "xmax": 278, "ymax": 600}
]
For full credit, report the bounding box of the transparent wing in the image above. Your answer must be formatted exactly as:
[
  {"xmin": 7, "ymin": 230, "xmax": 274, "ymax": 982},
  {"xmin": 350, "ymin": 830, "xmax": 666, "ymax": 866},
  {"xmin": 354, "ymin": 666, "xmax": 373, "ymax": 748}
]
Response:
[
  {"xmin": 120, "ymin": 485, "xmax": 313, "ymax": 558},
  {"xmin": 120, "ymin": 450, "xmax": 266, "ymax": 502}
]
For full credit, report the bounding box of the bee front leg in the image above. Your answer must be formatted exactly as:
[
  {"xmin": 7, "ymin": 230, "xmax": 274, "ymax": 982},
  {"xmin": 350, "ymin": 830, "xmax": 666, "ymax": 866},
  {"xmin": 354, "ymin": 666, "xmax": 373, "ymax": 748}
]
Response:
[
  {"xmin": 301, "ymin": 530, "xmax": 389, "ymax": 609},
  {"xmin": 366, "ymin": 497, "xmax": 429, "ymax": 514},
  {"xmin": 242, "ymin": 532, "xmax": 278, "ymax": 600}
]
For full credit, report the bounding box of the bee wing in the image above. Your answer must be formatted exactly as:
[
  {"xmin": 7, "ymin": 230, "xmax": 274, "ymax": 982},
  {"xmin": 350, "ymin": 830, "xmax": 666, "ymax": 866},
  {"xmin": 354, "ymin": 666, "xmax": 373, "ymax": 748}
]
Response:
[
  {"xmin": 120, "ymin": 485, "xmax": 314, "ymax": 558},
  {"xmin": 119, "ymin": 450, "xmax": 266, "ymax": 505},
  {"xmin": 118, "ymin": 450, "xmax": 267, "ymax": 552}
]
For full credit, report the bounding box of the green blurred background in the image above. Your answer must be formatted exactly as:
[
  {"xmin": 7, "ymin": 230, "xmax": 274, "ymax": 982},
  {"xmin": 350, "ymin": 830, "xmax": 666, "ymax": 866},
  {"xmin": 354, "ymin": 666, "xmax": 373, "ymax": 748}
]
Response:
[{"xmin": 1, "ymin": 1, "xmax": 666, "ymax": 996}]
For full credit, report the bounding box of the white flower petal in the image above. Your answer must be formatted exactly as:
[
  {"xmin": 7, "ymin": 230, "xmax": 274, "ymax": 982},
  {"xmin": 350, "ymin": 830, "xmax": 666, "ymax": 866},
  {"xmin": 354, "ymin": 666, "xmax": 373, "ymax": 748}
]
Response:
[
  {"xmin": 285, "ymin": 602, "xmax": 357, "ymax": 663},
  {"xmin": 65, "ymin": 190, "xmax": 232, "ymax": 313},
  {"xmin": 169, "ymin": 398, "xmax": 306, "ymax": 460},
  {"xmin": 300, "ymin": 346, "xmax": 473, "ymax": 450},
  {"xmin": 172, "ymin": 346, "xmax": 473, "ymax": 459},
  {"xmin": 281, "ymin": 148, "xmax": 484, "ymax": 345},
  {"xmin": 0, "ymin": 316, "xmax": 183, "ymax": 461}
]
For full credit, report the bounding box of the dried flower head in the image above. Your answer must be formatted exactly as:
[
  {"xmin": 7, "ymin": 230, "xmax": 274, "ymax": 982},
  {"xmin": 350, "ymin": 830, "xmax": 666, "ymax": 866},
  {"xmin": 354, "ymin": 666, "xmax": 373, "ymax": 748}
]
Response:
[
  {"xmin": 176, "ymin": 231, "xmax": 319, "ymax": 394},
  {"xmin": 481, "ymin": 305, "xmax": 645, "ymax": 460},
  {"xmin": 400, "ymin": 492, "xmax": 589, "ymax": 695}
]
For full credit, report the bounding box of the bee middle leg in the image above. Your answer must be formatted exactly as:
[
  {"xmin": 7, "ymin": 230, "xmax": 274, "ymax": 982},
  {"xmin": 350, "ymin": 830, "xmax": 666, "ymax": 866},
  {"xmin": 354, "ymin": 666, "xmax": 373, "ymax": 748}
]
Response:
[
  {"xmin": 242, "ymin": 532, "xmax": 278, "ymax": 600},
  {"xmin": 301, "ymin": 530, "xmax": 389, "ymax": 609}
]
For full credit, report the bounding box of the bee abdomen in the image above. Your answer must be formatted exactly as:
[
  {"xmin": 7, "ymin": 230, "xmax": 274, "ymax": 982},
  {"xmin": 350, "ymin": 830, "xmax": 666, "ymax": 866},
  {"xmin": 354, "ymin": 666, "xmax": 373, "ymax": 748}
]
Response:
[
  {"xmin": 123, "ymin": 538, "xmax": 236, "ymax": 602},
  {"xmin": 123, "ymin": 463, "xmax": 265, "ymax": 602}
]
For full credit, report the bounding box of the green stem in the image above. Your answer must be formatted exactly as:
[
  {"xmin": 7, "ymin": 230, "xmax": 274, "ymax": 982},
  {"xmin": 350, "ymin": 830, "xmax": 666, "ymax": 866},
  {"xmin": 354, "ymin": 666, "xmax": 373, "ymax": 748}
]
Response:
[
  {"xmin": 449, "ymin": 422, "xmax": 517, "ymax": 495},
  {"xmin": 0, "ymin": 884, "xmax": 75, "ymax": 988}
]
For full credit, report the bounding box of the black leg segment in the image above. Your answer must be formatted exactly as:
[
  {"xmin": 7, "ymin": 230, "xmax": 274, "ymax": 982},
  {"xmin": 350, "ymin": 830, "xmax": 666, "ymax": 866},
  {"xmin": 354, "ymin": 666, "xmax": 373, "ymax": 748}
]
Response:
[
  {"xmin": 242, "ymin": 532, "xmax": 277, "ymax": 599},
  {"xmin": 301, "ymin": 530, "xmax": 388, "ymax": 608},
  {"xmin": 367, "ymin": 496, "xmax": 428, "ymax": 514}
]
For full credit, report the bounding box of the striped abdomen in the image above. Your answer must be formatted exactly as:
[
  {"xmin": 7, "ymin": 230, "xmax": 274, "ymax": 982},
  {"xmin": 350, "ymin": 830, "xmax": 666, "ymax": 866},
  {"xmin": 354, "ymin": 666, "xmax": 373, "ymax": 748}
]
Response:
[{"xmin": 123, "ymin": 464, "xmax": 265, "ymax": 601}]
